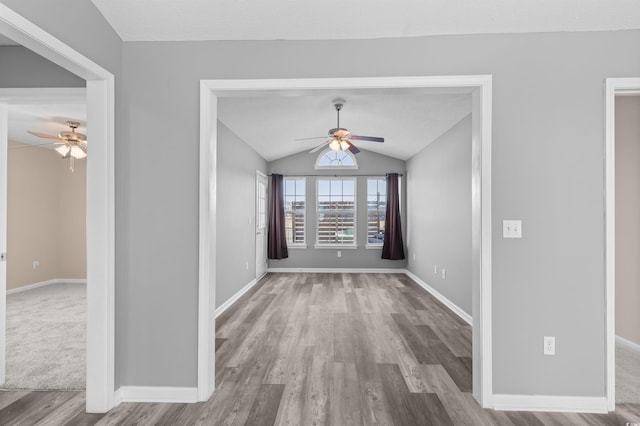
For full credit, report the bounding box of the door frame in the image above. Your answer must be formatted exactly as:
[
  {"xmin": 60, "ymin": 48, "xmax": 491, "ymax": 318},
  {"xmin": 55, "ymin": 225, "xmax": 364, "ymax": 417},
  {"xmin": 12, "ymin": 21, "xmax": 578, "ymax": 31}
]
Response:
[
  {"xmin": 604, "ymin": 77, "xmax": 640, "ymax": 411},
  {"xmin": 255, "ymin": 170, "xmax": 268, "ymax": 280},
  {"xmin": 199, "ymin": 76, "xmax": 493, "ymax": 406},
  {"xmin": 0, "ymin": 5, "xmax": 115, "ymax": 413}
]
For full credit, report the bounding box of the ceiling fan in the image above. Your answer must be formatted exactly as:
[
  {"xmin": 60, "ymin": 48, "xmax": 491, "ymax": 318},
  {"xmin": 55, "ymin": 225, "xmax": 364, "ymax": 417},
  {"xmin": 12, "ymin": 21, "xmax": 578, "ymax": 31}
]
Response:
[
  {"xmin": 10, "ymin": 121, "xmax": 87, "ymax": 172},
  {"xmin": 296, "ymin": 99, "xmax": 384, "ymax": 154}
]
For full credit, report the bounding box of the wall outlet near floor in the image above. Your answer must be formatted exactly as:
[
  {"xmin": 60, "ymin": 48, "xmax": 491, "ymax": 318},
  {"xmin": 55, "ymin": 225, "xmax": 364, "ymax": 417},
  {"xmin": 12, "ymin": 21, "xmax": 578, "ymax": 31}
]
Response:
[
  {"xmin": 33, "ymin": 260, "xmax": 40, "ymax": 270},
  {"xmin": 337, "ymin": 251, "xmax": 341, "ymax": 258},
  {"xmin": 442, "ymin": 268, "xmax": 446, "ymax": 280},
  {"xmin": 543, "ymin": 336, "xmax": 555, "ymax": 355}
]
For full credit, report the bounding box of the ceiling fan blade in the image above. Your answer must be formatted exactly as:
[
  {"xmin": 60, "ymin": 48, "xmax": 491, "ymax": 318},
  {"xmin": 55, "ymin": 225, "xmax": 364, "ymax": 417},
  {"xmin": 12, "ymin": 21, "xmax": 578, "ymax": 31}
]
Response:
[
  {"xmin": 350, "ymin": 135, "xmax": 384, "ymax": 143},
  {"xmin": 347, "ymin": 143, "xmax": 361, "ymax": 154},
  {"xmin": 295, "ymin": 136, "xmax": 327, "ymax": 142},
  {"xmin": 27, "ymin": 131, "xmax": 65, "ymax": 141},
  {"xmin": 309, "ymin": 141, "xmax": 329, "ymax": 153},
  {"xmin": 8, "ymin": 142, "xmax": 58, "ymax": 149}
]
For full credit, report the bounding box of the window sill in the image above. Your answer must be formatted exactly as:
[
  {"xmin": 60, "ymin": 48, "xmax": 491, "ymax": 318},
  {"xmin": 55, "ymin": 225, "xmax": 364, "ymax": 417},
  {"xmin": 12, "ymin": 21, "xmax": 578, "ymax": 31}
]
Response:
[
  {"xmin": 287, "ymin": 244, "xmax": 307, "ymax": 249},
  {"xmin": 314, "ymin": 244, "xmax": 359, "ymax": 250},
  {"xmin": 365, "ymin": 244, "xmax": 383, "ymax": 249}
]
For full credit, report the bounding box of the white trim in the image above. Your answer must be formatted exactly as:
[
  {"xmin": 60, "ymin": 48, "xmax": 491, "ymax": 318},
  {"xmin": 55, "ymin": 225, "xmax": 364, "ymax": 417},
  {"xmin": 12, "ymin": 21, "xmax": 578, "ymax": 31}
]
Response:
[
  {"xmin": 199, "ymin": 75, "xmax": 493, "ymax": 408},
  {"xmin": 616, "ymin": 335, "xmax": 640, "ymax": 353},
  {"xmin": 604, "ymin": 77, "xmax": 640, "ymax": 412},
  {"xmin": 6, "ymin": 278, "xmax": 87, "ymax": 295},
  {"xmin": 492, "ymin": 394, "xmax": 608, "ymax": 414},
  {"xmin": 0, "ymin": 102, "xmax": 6, "ymax": 385},
  {"xmin": 215, "ymin": 277, "xmax": 260, "ymax": 317},
  {"xmin": 198, "ymin": 82, "xmax": 217, "ymax": 401},
  {"xmin": 404, "ymin": 270, "xmax": 472, "ymax": 326},
  {"xmin": 315, "ymin": 147, "xmax": 359, "ymax": 170},
  {"xmin": 0, "ymin": 6, "xmax": 115, "ymax": 413},
  {"xmin": 114, "ymin": 386, "xmax": 198, "ymax": 405},
  {"xmin": 267, "ymin": 267, "xmax": 406, "ymax": 273},
  {"xmin": 365, "ymin": 244, "xmax": 383, "ymax": 249},
  {"xmin": 313, "ymin": 244, "xmax": 359, "ymax": 250}
]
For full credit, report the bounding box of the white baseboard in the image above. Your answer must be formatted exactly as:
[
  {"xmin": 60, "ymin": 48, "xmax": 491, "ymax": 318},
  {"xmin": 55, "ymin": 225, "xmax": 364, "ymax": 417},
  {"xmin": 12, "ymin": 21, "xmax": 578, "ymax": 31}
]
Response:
[
  {"xmin": 616, "ymin": 335, "xmax": 640, "ymax": 353},
  {"xmin": 403, "ymin": 270, "xmax": 472, "ymax": 326},
  {"xmin": 267, "ymin": 267, "xmax": 406, "ymax": 273},
  {"xmin": 114, "ymin": 386, "xmax": 198, "ymax": 405},
  {"xmin": 492, "ymin": 394, "xmax": 608, "ymax": 413},
  {"xmin": 7, "ymin": 278, "xmax": 87, "ymax": 295},
  {"xmin": 215, "ymin": 274, "xmax": 265, "ymax": 318}
]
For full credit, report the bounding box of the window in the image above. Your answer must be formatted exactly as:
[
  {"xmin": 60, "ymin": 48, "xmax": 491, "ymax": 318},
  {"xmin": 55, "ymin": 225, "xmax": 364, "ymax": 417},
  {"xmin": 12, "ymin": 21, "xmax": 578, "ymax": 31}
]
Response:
[
  {"xmin": 283, "ymin": 178, "xmax": 305, "ymax": 246},
  {"xmin": 367, "ymin": 178, "xmax": 386, "ymax": 246},
  {"xmin": 316, "ymin": 178, "xmax": 356, "ymax": 247},
  {"xmin": 315, "ymin": 148, "xmax": 358, "ymax": 170}
]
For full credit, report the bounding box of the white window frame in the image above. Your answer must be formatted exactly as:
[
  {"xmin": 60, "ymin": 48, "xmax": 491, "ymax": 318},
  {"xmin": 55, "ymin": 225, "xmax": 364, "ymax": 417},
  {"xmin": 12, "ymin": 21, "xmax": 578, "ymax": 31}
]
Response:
[
  {"xmin": 366, "ymin": 176, "xmax": 386, "ymax": 249},
  {"xmin": 314, "ymin": 147, "xmax": 359, "ymax": 170},
  {"xmin": 315, "ymin": 177, "xmax": 358, "ymax": 249},
  {"xmin": 283, "ymin": 177, "xmax": 306, "ymax": 248}
]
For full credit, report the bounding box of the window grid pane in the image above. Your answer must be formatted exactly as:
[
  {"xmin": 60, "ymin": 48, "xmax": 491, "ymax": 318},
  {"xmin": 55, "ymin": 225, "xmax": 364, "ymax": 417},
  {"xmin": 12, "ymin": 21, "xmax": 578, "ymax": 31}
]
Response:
[
  {"xmin": 317, "ymin": 178, "xmax": 356, "ymax": 245},
  {"xmin": 284, "ymin": 178, "xmax": 305, "ymax": 244},
  {"xmin": 367, "ymin": 178, "xmax": 386, "ymax": 244}
]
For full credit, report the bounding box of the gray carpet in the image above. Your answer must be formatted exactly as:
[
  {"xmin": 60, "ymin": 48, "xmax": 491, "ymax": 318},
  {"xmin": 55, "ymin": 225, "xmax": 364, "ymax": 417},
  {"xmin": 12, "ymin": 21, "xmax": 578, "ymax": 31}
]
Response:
[
  {"xmin": 616, "ymin": 340, "xmax": 640, "ymax": 404},
  {"xmin": 2, "ymin": 283, "xmax": 85, "ymax": 390}
]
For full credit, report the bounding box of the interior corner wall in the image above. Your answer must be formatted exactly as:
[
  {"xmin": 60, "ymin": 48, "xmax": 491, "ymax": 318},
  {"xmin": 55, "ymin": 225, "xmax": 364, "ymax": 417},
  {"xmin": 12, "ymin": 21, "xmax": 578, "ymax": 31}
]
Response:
[
  {"xmin": 406, "ymin": 114, "xmax": 472, "ymax": 315},
  {"xmin": 267, "ymin": 149, "xmax": 407, "ymax": 270},
  {"xmin": 216, "ymin": 121, "xmax": 267, "ymax": 309},
  {"xmin": 615, "ymin": 95, "xmax": 640, "ymax": 346},
  {"xmin": 7, "ymin": 144, "xmax": 86, "ymax": 290}
]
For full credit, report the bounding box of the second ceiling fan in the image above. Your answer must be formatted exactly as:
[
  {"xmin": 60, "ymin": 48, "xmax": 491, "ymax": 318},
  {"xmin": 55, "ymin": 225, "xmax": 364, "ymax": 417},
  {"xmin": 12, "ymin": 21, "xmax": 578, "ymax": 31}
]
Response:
[{"xmin": 296, "ymin": 99, "xmax": 384, "ymax": 154}]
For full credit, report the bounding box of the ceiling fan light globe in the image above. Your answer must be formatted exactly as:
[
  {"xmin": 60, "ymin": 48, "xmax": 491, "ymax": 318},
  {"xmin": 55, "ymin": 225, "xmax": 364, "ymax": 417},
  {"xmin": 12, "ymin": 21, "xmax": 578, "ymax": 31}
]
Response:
[
  {"xmin": 329, "ymin": 139, "xmax": 341, "ymax": 152},
  {"xmin": 55, "ymin": 145, "xmax": 71, "ymax": 157},
  {"xmin": 339, "ymin": 140, "xmax": 350, "ymax": 151},
  {"xmin": 70, "ymin": 145, "xmax": 87, "ymax": 159}
]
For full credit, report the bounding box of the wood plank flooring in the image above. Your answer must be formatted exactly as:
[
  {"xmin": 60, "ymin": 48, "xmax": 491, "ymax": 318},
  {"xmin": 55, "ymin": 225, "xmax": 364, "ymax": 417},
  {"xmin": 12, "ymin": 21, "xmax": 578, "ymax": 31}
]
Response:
[{"xmin": 0, "ymin": 272, "xmax": 639, "ymax": 425}]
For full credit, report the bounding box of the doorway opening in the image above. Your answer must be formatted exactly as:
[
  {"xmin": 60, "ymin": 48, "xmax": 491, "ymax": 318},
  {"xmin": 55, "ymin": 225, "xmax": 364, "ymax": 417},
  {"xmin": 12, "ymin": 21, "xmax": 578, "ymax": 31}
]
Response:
[
  {"xmin": 198, "ymin": 76, "xmax": 493, "ymax": 406},
  {"xmin": 0, "ymin": 5, "xmax": 115, "ymax": 412},
  {"xmin": 605, "ymin": 78, "xmax": 640, "ymax": 410}
]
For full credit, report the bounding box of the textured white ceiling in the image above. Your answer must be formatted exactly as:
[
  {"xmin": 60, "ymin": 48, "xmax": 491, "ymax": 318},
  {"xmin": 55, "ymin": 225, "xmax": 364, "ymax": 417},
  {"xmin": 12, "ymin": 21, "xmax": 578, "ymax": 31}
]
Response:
[
  {"xmin": 218, "ymin": 89, "xmax": 471, "ymax": 161},
  {"xmin": 91, "ymin": 0, "xmax": 640, "ymax": 41},
  {"xmin": 8, "ymin": 104, "xmax": 87, "ymax": 150}
]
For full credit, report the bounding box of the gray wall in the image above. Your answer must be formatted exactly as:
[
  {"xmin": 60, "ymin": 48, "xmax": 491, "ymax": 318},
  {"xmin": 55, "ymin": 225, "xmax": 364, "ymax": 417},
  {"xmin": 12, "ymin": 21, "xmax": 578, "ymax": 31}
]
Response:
[
  {"xmin": 217, "ymin": 122, "xmax": 267, "ymax": 308},
  {"xmin": 615, "ymin": 96, "xmax": 640, "ymax": 346},
  {"xmin": 5, "ymin": 3, "xmax": 637, "ymax": 396},
  {"xmin": 407, "ymin": 114, "xmax": 472, "ymax": 315},
  {"xmin": 121, "ymin": 31, "xmax": 640, "ymax": 395},
  {"xmin": 267, "ymin": 149, "xmax": 407, "ymax": 270},
  {"xmin": 0, "ymin": 46, "xmax": 85, "ymax": 88}
]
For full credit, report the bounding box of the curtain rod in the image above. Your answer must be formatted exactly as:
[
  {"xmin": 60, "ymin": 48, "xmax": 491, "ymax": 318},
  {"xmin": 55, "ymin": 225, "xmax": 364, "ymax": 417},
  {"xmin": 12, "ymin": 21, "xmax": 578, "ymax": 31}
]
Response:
[{"xmin": 268, "ymin": 173, "xmax": 404, "ymax": 177}]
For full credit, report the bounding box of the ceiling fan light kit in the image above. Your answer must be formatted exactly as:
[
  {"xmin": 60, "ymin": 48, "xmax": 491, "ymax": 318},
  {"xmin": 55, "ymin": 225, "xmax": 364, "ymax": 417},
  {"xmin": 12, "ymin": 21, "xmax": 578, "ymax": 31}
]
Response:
[
  {"xmin": 296, "ymin": 99, "xmax": 384, "ymax": 155},
  {"xmin": 23, "ymin": 120, "xmax": 88, "ymax": 172}
]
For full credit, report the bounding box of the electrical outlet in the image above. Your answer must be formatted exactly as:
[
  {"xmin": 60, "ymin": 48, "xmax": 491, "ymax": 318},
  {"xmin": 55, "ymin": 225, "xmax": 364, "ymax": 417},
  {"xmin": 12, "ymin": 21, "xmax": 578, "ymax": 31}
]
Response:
[
  {"xmin": 245, "ymin": 261, "xmax": 249, "ymax": 270},
  {"xmin": 434, "ymin": 265, "xmax": 437, "ymax": 274},
  {"xmin": 442, "ymin": 268, "xmax": 446, "ymax": 280},
  {"xmin": 337, "ymin": 251, "xmax": 341, "ymax": 258},
  {"xmin": 544, "ymin": 336, "xmax": 555, "ymax": 355},
  {"xmin": 33, "ymin": 260, "xmax": 40, "ymax": 270}
]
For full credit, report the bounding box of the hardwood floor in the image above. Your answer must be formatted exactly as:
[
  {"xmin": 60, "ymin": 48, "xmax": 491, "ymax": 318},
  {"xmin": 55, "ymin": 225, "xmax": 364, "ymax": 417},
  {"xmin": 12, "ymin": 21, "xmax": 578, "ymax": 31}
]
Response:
[{"xmin": 0, "ymin": 272, "xmax": 639, "ymax": 425}]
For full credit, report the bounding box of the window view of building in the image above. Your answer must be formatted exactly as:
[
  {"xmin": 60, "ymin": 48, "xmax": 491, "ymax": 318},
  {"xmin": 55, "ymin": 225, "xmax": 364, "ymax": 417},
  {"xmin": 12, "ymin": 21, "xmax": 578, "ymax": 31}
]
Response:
[
  {"xmin": 316, "ymin": 178, "xmax": 356, "ymax": 245},
  {"xmin": 367, "ymin": 177, "xmax": 386, "ymax": 245},
  {"xmin": 283, "ymin": 178, "xmax": 306, "ymax": 245}
]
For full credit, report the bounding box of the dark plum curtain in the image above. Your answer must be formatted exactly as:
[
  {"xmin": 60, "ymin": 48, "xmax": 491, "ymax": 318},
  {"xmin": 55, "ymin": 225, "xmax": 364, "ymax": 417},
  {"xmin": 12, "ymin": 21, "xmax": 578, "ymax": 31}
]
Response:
[
  {"xmin": 381, "ymin": 173, "xmax": 405, "ymax": 260},
  {"xmin": 267, "ymin": 174, "xmax": 289, "ymax": 259}
]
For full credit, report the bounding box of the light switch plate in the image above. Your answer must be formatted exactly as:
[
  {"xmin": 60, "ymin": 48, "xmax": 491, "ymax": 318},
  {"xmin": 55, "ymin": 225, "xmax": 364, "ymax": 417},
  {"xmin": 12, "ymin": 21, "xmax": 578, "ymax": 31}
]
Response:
[{"xmin": 503, "ymin": 220, "xmax": 522, "ymax": 238}]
